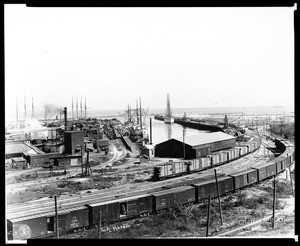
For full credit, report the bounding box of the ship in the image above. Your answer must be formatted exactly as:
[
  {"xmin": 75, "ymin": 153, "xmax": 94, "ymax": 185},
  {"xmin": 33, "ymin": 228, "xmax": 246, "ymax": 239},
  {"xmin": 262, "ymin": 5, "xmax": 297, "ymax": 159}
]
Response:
[{"xmin": 164, "ymin": 93, "xmax": 174, "ymax": 124}]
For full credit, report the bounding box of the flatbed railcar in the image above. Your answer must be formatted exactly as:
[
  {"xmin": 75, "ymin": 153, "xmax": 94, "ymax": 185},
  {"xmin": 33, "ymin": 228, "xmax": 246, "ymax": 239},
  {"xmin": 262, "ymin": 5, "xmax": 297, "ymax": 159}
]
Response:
[{"xmin": 7, "ymin": 138, "xmax": 294, "ymax": 241}]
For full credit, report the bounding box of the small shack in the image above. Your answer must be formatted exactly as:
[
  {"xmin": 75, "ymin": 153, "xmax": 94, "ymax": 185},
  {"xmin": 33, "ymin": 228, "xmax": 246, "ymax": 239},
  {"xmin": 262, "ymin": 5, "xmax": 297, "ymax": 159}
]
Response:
[
  {"xmin": 11, "ymin": 157, "xmax": 27, "ymax": 170},
  {"xmin": 141, "ymin": 144, "xmax": 155, "ymax": 160}
]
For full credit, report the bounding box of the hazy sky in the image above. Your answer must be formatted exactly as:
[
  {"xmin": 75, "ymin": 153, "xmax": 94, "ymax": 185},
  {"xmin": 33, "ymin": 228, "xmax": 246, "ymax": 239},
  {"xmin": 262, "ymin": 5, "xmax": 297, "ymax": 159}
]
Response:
[{"xmin": 5, "ymin": 5, "xmax": 295, "ymax": 120}]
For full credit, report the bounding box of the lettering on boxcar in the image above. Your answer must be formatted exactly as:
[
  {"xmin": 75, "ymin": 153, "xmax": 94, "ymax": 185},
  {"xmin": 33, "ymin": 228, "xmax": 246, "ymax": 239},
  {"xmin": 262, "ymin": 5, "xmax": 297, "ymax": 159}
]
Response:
[
  {"xmin": 14, "ymin": 224, "xmax": 31, "ymax": 239},
  {"xmin": 70, "ymin": 216, "xmax": 79, "ymax": 228}
]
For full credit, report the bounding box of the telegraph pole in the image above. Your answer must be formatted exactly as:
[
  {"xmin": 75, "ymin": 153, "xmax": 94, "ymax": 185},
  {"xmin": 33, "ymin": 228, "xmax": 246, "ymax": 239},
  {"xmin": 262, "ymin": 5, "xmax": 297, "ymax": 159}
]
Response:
[{"xmin": 183, "ymin": 127, "xmax": 186, "ymax": 159}]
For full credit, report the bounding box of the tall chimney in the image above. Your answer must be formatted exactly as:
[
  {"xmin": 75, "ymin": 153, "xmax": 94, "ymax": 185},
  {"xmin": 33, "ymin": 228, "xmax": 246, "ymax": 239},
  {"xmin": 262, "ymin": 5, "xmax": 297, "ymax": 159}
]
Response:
[
  {"xmin": 72, "ymin": 95, "xmax": 74, "ymax": 120},
  {"xmin": 76, "ymin": 96, "xmax": 78, "ymax": 119},
  {"xmin": 31, "ymin": 96, "xmax": 34, "ymax": 118},
  {"xmin": 84, "ymin": 97, "xmax": 87, "ymax": 119},
  {"xmin": 150, "ymin": 117, "xmax": 152, "ymax": 144},
  {"xmin": 80, "ymin": 96, "xmax": 82, "ymax": 118},
  {"xmin": 64, "ymin": 107, "xmax": 68, "ymax": 130}
]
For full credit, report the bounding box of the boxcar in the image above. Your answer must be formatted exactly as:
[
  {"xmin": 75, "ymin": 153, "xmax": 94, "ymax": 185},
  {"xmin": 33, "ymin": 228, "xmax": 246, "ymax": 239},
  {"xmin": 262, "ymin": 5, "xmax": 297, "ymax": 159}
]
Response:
[
  {"xmin": 7, "ymin": 215, "xmax": 47, "ymax": 240},
  {"xmin": 216, "ymin": 176, "xmax": 234, "ymax": 195},
  {"xmin": 252, "ymin": 165, "xmax": 267, "ymax": 182},
  {"xmin": 229, "ymin": 170, "xmax": 251, "ymax": 190},
  {"xmin": 172, "ymin": 186, "xmax": 196, "ymax": 205},
  {"xmin": 191, "ymin": 180, "xmax": 217, "ymax": 201},
  {"xmin": 7, "ymin": 206, "xmax": 89, "ymax": 240},
  {"xmin": 265, "ymin": 161, "xmax": 276, "ymax": 177},
  {"xmin": 152, "ymin": 186, "xmax": 196, "ymax": 211},
  {"xmin": 275, "ymin": 157, "xmax": 286, "ymax": 174},
  {"xmin": 151, "ymin": 190, "xmax": 174, "ymax": 211},
  {"xmin": 86, "ymin": 194, "xmax": 153, "ymax": 225}
]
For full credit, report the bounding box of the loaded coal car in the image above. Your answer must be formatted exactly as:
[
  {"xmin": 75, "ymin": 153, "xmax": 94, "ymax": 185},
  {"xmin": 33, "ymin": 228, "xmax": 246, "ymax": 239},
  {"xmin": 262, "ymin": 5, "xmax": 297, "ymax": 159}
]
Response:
[
  {"xmin": 7, "ymin": 206, "xmax": 89, "ymax": 240},
  {"xmin": 151, "ymin": 186, "xmax": 196, "ymax": 212},
  {"xmin": 86, "ymin": 194, "xmax": 153, "ymax": 226}
]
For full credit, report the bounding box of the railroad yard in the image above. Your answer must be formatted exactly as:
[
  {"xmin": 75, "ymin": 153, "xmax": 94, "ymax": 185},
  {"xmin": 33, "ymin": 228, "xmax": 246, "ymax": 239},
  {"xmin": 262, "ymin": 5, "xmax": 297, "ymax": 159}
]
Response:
[{"xmin": 5, "ymin": 112, "xmax": 295, "ymax": 241}]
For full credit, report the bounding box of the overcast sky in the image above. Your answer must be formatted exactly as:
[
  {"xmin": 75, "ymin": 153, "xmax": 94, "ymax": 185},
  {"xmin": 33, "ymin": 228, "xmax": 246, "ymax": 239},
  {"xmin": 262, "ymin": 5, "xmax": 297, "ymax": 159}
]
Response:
[{"xmin": 5, "ymin": 5, "xmax": 295, "ymax": 120}]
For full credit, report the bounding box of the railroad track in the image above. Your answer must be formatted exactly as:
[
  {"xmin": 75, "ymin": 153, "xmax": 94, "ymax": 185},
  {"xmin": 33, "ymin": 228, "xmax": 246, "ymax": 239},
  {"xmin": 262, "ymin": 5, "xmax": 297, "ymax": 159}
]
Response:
[{"xmin": 7, "ymin": 142, "xmax": 269, "ymax": 218}]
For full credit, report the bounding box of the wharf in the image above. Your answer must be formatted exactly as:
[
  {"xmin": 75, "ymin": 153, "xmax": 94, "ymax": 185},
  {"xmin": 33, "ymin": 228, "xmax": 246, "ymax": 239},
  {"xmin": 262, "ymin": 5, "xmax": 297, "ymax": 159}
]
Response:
[{"xmin": 154, "ymin": 114, "xmax": 224, "ymax": 132}]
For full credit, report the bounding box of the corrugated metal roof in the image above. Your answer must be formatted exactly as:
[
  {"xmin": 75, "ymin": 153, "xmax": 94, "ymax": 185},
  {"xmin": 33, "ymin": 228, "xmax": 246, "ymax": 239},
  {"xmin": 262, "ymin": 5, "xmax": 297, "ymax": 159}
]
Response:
[{"xmin": 173, "ymin": 132, "xmax": 236, "ymax": 147}]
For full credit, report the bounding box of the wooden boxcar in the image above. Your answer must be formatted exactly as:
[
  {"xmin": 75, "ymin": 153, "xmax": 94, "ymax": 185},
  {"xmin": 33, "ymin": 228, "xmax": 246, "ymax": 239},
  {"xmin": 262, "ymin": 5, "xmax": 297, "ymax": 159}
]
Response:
[
  {"xmin": 86, "ymin": 194, "xmax": 153, "ymax": 225},
  {"xmin": 265, "ymin": 161, "xmax": 277, "ymax": 177},
  {"xmin": 247, "ymin": 169, "xmax": 258, "ymax": 184},
  {"xmin": 252, "ymin": 165, "xmax": 267, "ymax": 182},
  {"xmin": 7, "ymin": 206, "xmax": 89, "ymax": 240},
  {"xmin": 191, "ymin": 180, "xmax": 217, "ymax": 201},
  {"xmin": 172, "ymin": 186, "xmax": 196, "ymax": 205},
  {"xmin": 151, "ymin": 186, "xmax": 196, "ymax": 211},
  {"xmin": 229, "ymin": 170, "xmax": 252, "ymax": 190},
  {"xmin": 216, "ymin": 176, "xmax": 234, "ymax": 195}
]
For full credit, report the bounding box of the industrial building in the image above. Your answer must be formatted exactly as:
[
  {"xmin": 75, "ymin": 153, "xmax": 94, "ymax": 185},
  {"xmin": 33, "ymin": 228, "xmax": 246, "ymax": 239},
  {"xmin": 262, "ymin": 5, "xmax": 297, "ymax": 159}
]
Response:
[
  {"xmin": 64, "ymin": 131, "xmax": 85, "ymax": 155},
  {"xmin": 154, "ymin": 132, "xmax": 236, "ymax": 159}
]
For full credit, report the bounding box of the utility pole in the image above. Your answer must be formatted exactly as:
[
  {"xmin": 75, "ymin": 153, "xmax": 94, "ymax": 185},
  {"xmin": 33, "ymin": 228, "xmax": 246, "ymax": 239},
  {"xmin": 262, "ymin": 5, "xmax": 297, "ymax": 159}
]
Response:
[
  {"xmin": 206, "ymin": 195, "xmax": 211, "ymax": 237},
  {"xmin": 214, "ymin": 169, "xmax": 223, "ymax": 225},
  {"xmin": 183, "ymin": 127, "xmax": 186, "ymax": 159},
  {"xmin": 98, "ymin": 211, "xmax": 102, "ymax": 239},
  {"xmin": 54, "ymin": 195, "xmax": 59, "ymax": 239},
  {"xmin": 272, "ymin": 175, "xmax": 276, "ymax": 229}
]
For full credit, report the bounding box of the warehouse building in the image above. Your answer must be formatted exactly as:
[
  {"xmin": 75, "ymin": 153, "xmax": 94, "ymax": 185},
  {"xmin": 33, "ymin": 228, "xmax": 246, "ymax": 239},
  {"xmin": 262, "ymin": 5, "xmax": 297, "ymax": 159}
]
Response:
[{"xmin": 155, "ymin": 132, "xmax": 236, "ymax": 159}]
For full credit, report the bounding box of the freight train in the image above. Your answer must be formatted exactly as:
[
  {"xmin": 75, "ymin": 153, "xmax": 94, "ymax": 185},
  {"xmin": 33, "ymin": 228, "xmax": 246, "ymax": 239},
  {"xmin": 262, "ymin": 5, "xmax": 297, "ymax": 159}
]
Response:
[
  {"xmin": 7, "ymin": 139, "xmax": 294, "ymax": 240},
  {"xmin": 154, "ymin": 140, "xmax": 260, "ymax": 180}
]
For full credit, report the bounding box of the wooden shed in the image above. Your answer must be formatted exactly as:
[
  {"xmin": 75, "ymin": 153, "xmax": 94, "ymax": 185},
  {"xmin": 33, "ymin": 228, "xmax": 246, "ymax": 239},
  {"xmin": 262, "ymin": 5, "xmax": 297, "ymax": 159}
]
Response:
[{"xmin": 11, "ymin": 157, "xmax": 27, "ymax": 170}]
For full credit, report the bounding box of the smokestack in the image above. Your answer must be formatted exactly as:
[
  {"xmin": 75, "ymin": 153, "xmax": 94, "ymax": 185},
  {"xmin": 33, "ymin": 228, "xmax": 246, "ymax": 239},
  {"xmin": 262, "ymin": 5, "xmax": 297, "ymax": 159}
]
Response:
[
  {"xmin": 150, "ymin": 117, "xmax": 152, "ymax": 144},
  {"xmin": 84, "ymin": 97, "xmax": 86, "ymax": 119},
  {"xmin": 31, "ymin": 96, "xmax": 34, "ymax": 118},
  {"xmin": 76, "ymin": 96, "xmax": 78, "ymax": 119},
  {"xmin": 64, "ymin": 107, "xmax": 67, "ymax": 130},
  {"xmin": 24, "ymin": 96, "xmax": 26, "ymax": 120},
  {"xmin": 72, "ymin": 96, "xmax": 74, "ymax": 120},
  {"xmin": 80, "ymin": 96, "xmax": 82, "ymax": 118}
]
